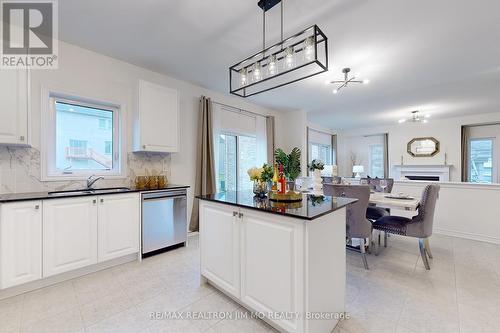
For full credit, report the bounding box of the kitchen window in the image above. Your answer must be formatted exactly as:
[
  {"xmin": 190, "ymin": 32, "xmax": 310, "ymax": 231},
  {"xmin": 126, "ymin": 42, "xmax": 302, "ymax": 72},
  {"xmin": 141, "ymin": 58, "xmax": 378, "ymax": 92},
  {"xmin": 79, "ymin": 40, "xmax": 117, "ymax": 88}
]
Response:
[{"xmin": 42, "ymin": 92, "xmax": 122, "ymax": 180}]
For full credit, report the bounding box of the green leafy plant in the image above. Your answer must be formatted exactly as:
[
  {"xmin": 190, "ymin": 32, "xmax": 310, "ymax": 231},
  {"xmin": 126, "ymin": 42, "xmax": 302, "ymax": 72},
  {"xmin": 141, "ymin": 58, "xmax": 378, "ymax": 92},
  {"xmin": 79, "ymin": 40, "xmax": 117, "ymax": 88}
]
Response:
[
  {"xmin": 275, "ymin": 147, "xmax": 301, "ymax": 181},
  {"xmin": 261, "ymin": 163, "xmax": 274, "ymax": 182}
]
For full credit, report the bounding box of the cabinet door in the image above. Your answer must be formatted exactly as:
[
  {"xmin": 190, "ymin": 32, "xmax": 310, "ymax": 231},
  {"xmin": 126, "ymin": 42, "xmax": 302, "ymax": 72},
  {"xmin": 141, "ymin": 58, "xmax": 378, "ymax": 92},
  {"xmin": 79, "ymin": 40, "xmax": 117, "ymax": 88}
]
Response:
[
  {"xmin": 199, "ymin": 202, "xmax": 240, "ymax": 298},
  {"xmin": 137, "ymin": 80, "xmax": 179, "ymax": 152},
  {"xmin": 0, "ymin": 201, "xmax": 42, "ymax": 289},
  {"xmin": 0, "ymin": 69, "xmax": 29, "ymax": 145},
  {"xmin": 240, "ymin": 209, "xmax": 303, "ymax": 333},
  {"xmin": 43, "ymin": 197, "xmax": 98, "ymax": 277},
  {"xmin": 97, "ymin": 193, "xmax": 140, "ymax": 262}
]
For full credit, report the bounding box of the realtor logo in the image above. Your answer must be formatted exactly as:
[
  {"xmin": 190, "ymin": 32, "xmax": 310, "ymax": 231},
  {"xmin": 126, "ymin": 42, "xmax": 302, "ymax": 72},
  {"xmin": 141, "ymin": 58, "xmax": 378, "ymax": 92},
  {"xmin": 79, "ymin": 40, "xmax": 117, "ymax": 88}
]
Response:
[{"xmin": 1, "ymin": 0, "xmax": 58, "ymax": 69}]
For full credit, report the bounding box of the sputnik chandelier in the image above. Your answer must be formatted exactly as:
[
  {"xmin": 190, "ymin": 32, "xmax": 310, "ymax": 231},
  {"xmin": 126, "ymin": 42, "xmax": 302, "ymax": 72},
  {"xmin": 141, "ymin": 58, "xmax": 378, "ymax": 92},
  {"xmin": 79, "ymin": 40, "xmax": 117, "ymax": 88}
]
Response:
[
  {"xmin": 398, "ymin": 110, "xmax": 430, "ymax": 124},
  {"xmin": 326, "ymin": 67, "xmax": 370, "ymax": 94},
  {"xmin": 229, "ymin": 0, "xmax": 328, "ymax": 97}
]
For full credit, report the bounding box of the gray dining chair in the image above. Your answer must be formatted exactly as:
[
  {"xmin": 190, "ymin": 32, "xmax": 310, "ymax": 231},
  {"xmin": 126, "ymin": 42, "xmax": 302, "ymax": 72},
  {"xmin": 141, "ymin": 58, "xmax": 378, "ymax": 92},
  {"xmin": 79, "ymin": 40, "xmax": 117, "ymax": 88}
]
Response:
[
  {"xmin": 372, "ymin": 184, "xmax": 440, "ymax": 270},
  {"xmin": 324, "ymin": 184, "xmax": 372, "ymax": 269},
  {"xmin": 322, "ymin": 176, "xmax": 342, "ymax": 184}
]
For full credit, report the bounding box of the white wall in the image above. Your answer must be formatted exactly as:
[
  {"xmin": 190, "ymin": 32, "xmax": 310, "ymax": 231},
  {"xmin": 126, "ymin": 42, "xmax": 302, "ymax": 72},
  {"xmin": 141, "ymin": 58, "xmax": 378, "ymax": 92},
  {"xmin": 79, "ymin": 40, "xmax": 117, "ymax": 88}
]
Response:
[
  {"xmin": 336, "ymin": 112, "xmax": 500, "ymax": 181},
  {"xmin": 275, "ymin": 110, "xmax": 309, "ymax": 173},
  {"xmin": 393, "ymin": 181, "xmax": 500, "ymax": 245},
  {"xmin": 8, "ymin": 41, "xmax": 288, "ymax": 219}
]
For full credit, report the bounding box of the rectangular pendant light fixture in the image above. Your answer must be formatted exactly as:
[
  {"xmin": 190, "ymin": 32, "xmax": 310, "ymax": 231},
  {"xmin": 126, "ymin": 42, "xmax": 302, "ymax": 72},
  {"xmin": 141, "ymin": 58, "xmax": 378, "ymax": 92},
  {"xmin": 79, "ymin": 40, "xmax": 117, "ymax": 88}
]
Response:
[{"xmin": 230, "ymin": 25, "xmax": 328, "ymax": 97}]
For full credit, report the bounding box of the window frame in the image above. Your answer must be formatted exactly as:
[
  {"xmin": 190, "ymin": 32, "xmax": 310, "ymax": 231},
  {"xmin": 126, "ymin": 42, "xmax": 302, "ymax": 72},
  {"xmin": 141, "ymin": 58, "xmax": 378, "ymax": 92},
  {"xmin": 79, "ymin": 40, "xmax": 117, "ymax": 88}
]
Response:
[{"xmin": 41, "ymin": 89, "xmax": 125, "ymax": 181}]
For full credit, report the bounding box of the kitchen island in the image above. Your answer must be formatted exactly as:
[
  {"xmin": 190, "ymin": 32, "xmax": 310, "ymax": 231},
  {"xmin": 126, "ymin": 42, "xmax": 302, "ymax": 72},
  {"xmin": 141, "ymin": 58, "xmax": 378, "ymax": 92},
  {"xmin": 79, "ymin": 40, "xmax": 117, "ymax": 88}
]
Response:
[{"xmin": 197, "ymin": 191, "xmax": 357, "ymax": 333}]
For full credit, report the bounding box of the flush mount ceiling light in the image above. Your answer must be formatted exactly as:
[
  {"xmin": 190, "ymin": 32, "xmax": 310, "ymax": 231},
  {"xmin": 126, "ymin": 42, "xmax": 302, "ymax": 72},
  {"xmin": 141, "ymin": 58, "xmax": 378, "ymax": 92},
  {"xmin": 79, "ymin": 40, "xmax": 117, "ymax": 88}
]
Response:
[
  {"xmin": 229, "ymin": 0, "xmax": 328, "ymax": 98},
  {"xmin": 398, "ymin": 110, "xmax": 431, "ymax": 124},
  {"xmin": 325, "ymin": 68, "xmax": 370, "ymax": 94}
]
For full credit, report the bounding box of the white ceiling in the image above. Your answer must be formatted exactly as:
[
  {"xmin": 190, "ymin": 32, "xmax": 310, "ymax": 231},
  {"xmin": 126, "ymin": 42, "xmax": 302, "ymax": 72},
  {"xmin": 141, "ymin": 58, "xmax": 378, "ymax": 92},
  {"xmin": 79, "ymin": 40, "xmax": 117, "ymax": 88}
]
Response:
[{"xmin": 58, "ymin": 0, "xmax": 500, "ymax": 129}]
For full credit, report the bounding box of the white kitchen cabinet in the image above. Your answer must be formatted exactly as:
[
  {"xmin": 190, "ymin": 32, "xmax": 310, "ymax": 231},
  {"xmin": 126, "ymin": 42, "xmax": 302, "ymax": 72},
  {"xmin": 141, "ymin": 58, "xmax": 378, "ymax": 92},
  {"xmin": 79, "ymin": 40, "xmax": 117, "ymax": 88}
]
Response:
[
  {"xmin": 97, "ymin": 193, "xmax": 140, "ymax": 262},
  {"xmin": 240, "ymin": 208, "xmax": 304, "ymax": 333},
  {"xmin": 0, "ymin": 69, "xmax": 29, "ymax": 145},
  {"xmin": 43, "ymin": 197, "xmax": 98, "ymax": 277},
  {"xmin": 199, "ymin": 201, "xmax": 240, "ymax": 299},
  {"xmin": 133, "ymin": 80, "xmax": 179, "ymax": 153},
  {"xmin": 0, "ymin": 201, "xmax": 42, "ymax": 289}
]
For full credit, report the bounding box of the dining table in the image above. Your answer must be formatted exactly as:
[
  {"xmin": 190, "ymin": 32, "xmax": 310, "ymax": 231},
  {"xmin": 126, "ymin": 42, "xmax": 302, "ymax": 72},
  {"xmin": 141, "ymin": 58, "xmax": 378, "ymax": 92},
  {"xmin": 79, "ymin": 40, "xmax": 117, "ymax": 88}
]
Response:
[{"xmin": 369, "ymin": 192, "xmax": 420, "ymax": 211}]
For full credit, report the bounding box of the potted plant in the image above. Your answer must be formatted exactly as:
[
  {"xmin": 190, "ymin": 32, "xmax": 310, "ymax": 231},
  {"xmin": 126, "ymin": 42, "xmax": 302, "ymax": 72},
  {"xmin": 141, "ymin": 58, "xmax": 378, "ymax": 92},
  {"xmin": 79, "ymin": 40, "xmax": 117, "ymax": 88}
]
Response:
[
  {"xmin": 308, "ymin": 159, "xmax": 325, "ymax": 193},
  {"xmin": 275, "ymin": 147, "xmax": 301, "ymax": 190}
]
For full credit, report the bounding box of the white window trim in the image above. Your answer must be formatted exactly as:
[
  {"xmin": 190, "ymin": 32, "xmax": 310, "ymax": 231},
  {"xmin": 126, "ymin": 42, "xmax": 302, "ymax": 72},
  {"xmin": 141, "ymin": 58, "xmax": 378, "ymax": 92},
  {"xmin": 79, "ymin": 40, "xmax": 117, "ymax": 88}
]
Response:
[{"xmin": 41, "ymin": 87, "xmax": 126, "ymax": 181}]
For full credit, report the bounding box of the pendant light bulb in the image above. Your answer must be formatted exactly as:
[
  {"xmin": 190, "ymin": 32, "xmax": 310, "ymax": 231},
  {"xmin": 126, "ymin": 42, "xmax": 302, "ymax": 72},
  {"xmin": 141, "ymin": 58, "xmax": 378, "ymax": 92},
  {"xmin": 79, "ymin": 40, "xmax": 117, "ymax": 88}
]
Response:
[
  {"xmin": 268, "ymin": 54, "xmax": 278, "ymax": 76},
  {"xmin": 303, "ymin": 37, "xmax": 315, "ymax": 62},
  {"xmin": 284, "ymin": 46, "xmax": 295, "ymax": 70},
  {"xmin": 240, "ymin": 68, "xmax": 248, "ymax": 86},
  {"xmin": 253, "ymin": 62, "xmax": 262, "ymax": 81}
]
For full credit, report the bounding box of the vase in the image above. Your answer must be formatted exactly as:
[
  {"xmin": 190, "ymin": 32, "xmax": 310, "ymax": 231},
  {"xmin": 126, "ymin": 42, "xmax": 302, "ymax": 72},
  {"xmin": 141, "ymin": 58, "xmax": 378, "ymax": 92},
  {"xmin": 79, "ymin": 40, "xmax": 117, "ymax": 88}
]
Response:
[
  {"xmin": 312, "ymin": 169, "xmax": 322, "ymax": 193},
  {"xmin": 253, "ymin": 180, "xmax": 268, "ymax": 198}
]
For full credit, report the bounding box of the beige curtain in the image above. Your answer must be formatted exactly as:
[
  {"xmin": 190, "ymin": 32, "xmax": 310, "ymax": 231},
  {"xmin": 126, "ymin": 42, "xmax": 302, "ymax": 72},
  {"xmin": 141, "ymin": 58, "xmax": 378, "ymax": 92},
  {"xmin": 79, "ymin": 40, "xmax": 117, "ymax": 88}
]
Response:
[
  {"xmin": 332, "ymin": 134, "xmax": 338, "ymax": 165},
  {"xmin": 461, "ymin": 126, "xmax": 470, "ymax": 182},
  {"xmin": 266, "ymin": 116, "xmax": 275, "ymax": 164},
  {"xmin": 189, "ymin": 96, "xmax": 216, "ymax": 232},
  {"xmin": 383, "ymin": 133, "xmax": 389, "ymax": 178}
]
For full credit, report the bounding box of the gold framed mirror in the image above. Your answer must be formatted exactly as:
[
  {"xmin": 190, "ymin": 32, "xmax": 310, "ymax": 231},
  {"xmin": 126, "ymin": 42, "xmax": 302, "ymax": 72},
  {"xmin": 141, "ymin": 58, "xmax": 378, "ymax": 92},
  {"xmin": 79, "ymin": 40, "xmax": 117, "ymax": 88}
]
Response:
[{"xmin": 407, "ymin": 137, "xmax": 440, "ymax": 157}]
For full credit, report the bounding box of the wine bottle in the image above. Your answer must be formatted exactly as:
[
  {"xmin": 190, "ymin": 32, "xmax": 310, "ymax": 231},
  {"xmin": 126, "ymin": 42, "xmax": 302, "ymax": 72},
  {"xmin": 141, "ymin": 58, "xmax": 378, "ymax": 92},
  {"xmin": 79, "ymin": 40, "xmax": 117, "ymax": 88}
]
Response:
[
  {"xmin": 279, "ymin": 164, "xmax": 286, "ymax": 195},
  {"xmin": 272, "ymin": 163, "xmax": 278, "ymax": 192}
]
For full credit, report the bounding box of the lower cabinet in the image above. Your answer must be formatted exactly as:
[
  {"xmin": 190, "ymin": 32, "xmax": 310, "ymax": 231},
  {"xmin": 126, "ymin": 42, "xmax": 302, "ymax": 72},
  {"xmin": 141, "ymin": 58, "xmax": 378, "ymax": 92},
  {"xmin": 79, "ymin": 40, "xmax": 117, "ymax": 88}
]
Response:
[
  {"xmin": 200, "ymin": 202, "xmax": 303, "ymax": 333},
  {"xmin": 97, "ymin": 193, "xmax": 140, "ymax": 262},
  {"xmin": 43, "ymin": 197, "xmax": 98, "ymax": 277},
  {"xmin": 240, "ymin": 209, "xmax": 303, "ymax": 333},
  {"xmin": 0, "ymin": 201, "xmax": 42, "ymax": 289},
  {"xmin": 199, "ymin": 201, "xmax": 240, "ymax": 299}
]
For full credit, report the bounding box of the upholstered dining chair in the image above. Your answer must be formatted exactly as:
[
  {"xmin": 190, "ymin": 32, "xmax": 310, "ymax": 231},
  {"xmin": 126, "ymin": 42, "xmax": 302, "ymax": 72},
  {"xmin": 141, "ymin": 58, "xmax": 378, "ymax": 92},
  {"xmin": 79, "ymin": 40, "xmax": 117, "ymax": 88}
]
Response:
[
  {"xmin": 324, "ymin": 184, "xmax": 372, "ymax": 269},
  {"xmin": 372, "ymin": 184, "xmax": 440, "ymax": 270},
  {"xmin": 322, "ymin": 176, "xmax": 342, "ymax": 184},
  {"xmin": 362, "ymin": 178, "xmax": 395, "ymax": 221}
]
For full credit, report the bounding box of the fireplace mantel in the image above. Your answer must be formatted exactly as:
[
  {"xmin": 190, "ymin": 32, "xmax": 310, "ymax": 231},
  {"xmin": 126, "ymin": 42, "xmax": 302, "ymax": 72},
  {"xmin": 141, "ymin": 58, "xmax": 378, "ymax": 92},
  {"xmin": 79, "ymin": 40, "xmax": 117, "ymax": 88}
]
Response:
[{"xmin": 392, "ymin": 165, "xmax": 452, "ymax": 182}]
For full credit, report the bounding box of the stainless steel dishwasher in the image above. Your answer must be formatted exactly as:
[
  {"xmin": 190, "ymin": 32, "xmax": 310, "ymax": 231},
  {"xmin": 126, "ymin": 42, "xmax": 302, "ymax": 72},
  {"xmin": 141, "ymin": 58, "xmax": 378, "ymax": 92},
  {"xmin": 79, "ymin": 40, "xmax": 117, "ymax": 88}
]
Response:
[{"xmin": 141, "ymin": 189, "xmax": 187, "ymax": 256}]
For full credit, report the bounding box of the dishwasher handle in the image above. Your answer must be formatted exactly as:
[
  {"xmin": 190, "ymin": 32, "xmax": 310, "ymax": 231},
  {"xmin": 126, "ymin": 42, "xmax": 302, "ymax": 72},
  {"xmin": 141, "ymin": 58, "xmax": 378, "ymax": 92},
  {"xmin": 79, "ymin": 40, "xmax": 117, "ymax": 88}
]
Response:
[{"xmin": 143, "ymin": 194, "xmax": 186, "ymax": 201}]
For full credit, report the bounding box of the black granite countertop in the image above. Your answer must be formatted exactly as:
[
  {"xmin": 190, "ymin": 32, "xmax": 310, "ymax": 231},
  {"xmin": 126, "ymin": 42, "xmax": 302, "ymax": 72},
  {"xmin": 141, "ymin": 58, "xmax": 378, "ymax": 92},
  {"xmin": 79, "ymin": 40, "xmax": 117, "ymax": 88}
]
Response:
[
  {"xmin": 0, "ymin": 184, "xmax": 190, "ymax": 203},
  {"xmin": 196, "ymin": 191, "xmax": 357, "ymax": 221}
]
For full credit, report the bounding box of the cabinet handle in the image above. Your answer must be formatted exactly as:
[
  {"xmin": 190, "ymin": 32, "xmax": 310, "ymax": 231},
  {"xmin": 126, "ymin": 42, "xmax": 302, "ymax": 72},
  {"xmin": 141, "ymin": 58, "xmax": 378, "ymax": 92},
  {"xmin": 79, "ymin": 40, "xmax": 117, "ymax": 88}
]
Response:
[
  {"xmin": 34, "ymin": 205, "xmax": 39, "ymax": 210},
  {"xmin": 143, "ymin": 145, "xmax": 146, "ymax": 149},
  {"xmin": 93, "ymin": 199, "xmax": 97, "ymax": 204},
  {"xmin": 20, "ymin": 136, "xmax": 25, "ymax": 141},
  {"xmin": 238, "ymin": 212, "xmax": 243, "ymax": 219},
  {"xmin": 232, "ymin": 211, "xmax": 238, "ymax": 217},
  {"xmin": 100, "ymin": 198, "xmax": 104, "ymax": 203}
]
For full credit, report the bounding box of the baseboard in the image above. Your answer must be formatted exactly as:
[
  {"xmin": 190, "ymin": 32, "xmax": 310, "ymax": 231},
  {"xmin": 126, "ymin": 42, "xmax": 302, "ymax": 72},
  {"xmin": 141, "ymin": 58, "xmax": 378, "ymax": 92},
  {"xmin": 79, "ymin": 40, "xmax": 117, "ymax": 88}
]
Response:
[
  {"xmin": 434, "ymin": 228, "xmax": 500, "ymax": 245},
  {"xmin": 0, "ymin": 253, "xmax": 139, "ymax": 300}
]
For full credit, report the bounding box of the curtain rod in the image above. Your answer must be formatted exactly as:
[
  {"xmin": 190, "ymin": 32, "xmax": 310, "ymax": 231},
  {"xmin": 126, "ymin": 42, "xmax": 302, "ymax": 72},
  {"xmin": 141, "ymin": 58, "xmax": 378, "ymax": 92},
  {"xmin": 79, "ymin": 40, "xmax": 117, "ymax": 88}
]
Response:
[{"xmin": 212, "ymin": 101, "xmax": 269, "ymax": 119}]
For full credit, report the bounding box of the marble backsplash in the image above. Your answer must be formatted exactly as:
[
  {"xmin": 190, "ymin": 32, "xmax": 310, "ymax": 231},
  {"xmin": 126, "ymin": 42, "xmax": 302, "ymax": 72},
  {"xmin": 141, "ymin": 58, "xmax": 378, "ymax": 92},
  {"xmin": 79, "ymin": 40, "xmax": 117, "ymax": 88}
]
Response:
[{"xmin": 0, "ymin": 146, "xmax": 171, "ymax": 194}]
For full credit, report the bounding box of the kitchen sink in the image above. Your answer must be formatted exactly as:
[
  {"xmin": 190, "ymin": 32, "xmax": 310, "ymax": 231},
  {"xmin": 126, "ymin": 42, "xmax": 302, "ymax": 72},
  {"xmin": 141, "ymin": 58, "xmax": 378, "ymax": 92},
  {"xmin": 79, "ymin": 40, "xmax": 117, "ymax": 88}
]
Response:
[{"xmin": 48, "ymin": 187, "xmax": 130, "ymax": 196}]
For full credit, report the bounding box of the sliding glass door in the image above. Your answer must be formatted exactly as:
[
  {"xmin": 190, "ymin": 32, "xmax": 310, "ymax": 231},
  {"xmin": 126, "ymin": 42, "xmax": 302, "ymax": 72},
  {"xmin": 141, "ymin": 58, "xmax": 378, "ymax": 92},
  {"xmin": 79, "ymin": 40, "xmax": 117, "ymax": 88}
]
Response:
[{"xmin": 216, "ymin": 133, "xmax": 258, "ymax": 192}]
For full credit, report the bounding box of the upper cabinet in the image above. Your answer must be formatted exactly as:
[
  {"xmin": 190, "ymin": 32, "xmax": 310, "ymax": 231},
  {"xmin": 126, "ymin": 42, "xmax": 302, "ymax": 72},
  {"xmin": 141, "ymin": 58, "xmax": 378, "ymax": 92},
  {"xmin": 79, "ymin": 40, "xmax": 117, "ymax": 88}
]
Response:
[
  {"xmin": 0, "ymin": 69, "xmax": 30, "ymax": 146},
  {"xmin": 133, "ymin": 80, "xmax": 179, "ymax": 153}
]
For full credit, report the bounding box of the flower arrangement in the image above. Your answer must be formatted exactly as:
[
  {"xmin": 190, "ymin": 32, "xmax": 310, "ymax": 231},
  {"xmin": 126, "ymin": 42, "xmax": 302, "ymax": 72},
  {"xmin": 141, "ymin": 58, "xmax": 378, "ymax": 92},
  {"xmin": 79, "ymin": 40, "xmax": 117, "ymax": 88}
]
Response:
[
  {"xmin": 247, "ymin": 163, "xmax": 274, "ymax": 197},
  {"xmin": 247, "ymin": 167, "xmax": 264, "ymax": 181},
  {"xmin": 308, "ymin": 159, "xmax": 325, "ymax": 171}
]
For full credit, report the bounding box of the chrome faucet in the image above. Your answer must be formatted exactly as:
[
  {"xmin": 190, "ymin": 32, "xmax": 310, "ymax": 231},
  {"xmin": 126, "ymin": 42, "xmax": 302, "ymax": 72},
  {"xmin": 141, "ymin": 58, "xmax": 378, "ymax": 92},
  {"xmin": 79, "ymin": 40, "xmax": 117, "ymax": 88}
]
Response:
[{"xmin": 86, "ymin": 175, "xmax": 104, "ymax": 189}]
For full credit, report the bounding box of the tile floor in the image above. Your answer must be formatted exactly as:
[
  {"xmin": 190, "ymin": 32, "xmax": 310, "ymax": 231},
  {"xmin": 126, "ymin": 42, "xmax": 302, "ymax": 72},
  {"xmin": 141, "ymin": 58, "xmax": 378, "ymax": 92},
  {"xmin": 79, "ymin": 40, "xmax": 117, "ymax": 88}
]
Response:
[{"xmin": 1, "ymin": 233, "xmax": 499, "ymax": 333}]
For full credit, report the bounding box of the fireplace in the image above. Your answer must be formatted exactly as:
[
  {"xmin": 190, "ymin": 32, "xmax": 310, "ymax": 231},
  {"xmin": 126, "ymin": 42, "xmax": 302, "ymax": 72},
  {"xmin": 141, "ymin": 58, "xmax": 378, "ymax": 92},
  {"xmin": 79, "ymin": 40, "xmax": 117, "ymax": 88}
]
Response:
[
  {"xmin": 392, "ymin": 165, "xmax": 451, "ymax": 182},
  {"xmin": 405, "ymin": 175, "xmax": 440, "ymax": 181}
]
